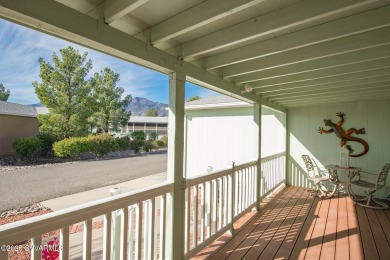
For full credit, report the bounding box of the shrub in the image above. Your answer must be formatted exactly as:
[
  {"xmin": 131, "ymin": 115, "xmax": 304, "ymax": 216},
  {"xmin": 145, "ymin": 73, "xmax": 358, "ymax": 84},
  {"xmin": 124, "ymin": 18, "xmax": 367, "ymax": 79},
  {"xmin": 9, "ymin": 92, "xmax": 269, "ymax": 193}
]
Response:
[
  {"xmin": 156, "ymin": 140, "xmax": 165, "ymax": 148},
  {"xmin": 37, "ymin": 133, "xmax": 56, "ymax": 156},
  {"xmin": 116, "ymin": 136, "xmax": 131, "ymax": 151},
  {"xmin": 131, "ymin": 131, "xmax": 145, "ymax": 141},
  {"xmin": 88, "ymin": 134, "xmax": 117, "ymax": 157},
  {"xmin": 148, "ymin": 132, "xmax": 158, "ymax": 141},
  {"xmin": 12, "ymin": 137, "xmax": 43, "ymax": 160},
  {"xmin": 160, "ymin": 135, "xmax": 168, "ymax": 147},
  {"xmin": 130, "ymin": 139, "xmax": 144, "ymax": 153},
  {"xmin": 143, "ymin": 140, "xmax": 155, "ymax": 152},
  {"xmin": 53, "ymin": 137, "xmax": 90, "ymax": 159}
]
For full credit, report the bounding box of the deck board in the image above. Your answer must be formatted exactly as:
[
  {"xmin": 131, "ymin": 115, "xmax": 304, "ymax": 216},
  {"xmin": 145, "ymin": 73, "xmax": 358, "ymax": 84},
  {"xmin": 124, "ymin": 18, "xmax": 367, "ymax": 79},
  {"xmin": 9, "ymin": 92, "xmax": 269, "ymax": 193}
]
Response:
[
  {"xmin": 202, "ymin": 186, "xmax": 296, "ymax": 260},
  {"xmin": 242, "ymin": 188, "xmax": 306, "ymax": 259},
  {"xmin": 320, "ymin": 196, "xmax": 337, "ymax": 260},
  {"xmin": 335, "ymin": 195, "xmax": 349, "ymax": 260},
  {"xmin": 365, "ymin": 208, "xmax": 390, "ymax": 259},
  {"xmin": 221, "ymin": 187, "xmax": 300, "ymax": 260},
  {"xmin": 346, "ymin": 195, "xmax": 363, "ymax": 260},
  {"xmin": 375, "ymin": 210, "xmax": 390, "ymax": 245},
  {"xmin": 193, "ymin": 186, "xmax": 390, "ymax": 260}
]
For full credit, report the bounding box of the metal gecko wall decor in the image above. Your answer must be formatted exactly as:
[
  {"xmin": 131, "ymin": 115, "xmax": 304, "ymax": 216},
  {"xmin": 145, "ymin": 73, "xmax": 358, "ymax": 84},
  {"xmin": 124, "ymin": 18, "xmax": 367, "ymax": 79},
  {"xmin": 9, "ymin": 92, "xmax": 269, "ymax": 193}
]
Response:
[{"xmin": 318, "ymin": 112, "xmax": 369, "ymax": 157}]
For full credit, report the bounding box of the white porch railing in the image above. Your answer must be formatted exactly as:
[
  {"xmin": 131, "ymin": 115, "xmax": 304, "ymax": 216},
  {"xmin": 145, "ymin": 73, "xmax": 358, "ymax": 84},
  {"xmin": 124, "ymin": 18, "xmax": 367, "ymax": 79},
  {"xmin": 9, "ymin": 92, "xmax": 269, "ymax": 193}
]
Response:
[
  {"xmin": 184, "ymin": 152, "xmax": 286, "ymax": 259},
  {"xmin": 0, "ymin": 153, "xmax": 285, "ymax": 260},
  {"xmin": 261, "ymin": 152, "xmax": 286, "ymax": 200},
  {"xmin": 0, "ymin": 182, "xmax": 173, "ymax": 260}
]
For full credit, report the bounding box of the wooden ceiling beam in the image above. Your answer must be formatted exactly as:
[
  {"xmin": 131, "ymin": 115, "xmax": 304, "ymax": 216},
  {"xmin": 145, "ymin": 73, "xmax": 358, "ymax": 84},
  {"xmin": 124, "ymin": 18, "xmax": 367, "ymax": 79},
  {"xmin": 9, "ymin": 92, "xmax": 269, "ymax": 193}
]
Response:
[
  {"xmin": 179, "ymin": 0, "xmax": 369, "ymax": 58},
  {"xmin": 104, "ymin": 0, "xmax": 150, "ymax": 24},
  {"xmin": 240, "ymin": 58, "xmax": 390, "ymax": 87},
  {"xmin": 231, "ymin": 46, "xmax": 390, "ymax": 84},
  {"xmin": 201, "ymin": 4, "xmax": 390, "ymax": 70},
  {"xmin": 262, "ymin": 80, "xmax": 390, "ymax": 99},
  {"xmin": 278, "ymin": 92, "xmax": 390, "ymax": 107},
  {"xmin": 146, "ymin": 0, "xmax": 266, "ymax": 44},
  {"xmin": 269, "ymin": 85, "xmax": 390, "ymax": 102},
  {"xmin": 223, "ymin": 27, "xmax": 390, "ymax": 78},
  {"xmin": 253, "ymin": 68, "xmax": 390, "ymax": 93}
]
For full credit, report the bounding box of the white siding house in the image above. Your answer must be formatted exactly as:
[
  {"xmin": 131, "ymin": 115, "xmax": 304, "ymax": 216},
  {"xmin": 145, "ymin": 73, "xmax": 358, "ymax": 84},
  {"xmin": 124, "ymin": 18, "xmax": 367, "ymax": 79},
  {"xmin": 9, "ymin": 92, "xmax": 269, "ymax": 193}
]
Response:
[
  {"xmin": 122, "ymin": 116, "xmax": 168, "ymax": 139},
  {"xmin": 185, "ymin": 96, "xmax": 286, "ymax": 177}
]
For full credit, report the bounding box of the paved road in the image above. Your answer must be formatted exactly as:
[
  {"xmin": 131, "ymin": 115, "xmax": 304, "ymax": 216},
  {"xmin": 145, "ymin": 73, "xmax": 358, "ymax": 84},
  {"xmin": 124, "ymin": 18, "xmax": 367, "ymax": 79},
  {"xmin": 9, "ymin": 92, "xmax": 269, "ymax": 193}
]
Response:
[{"xmin": 0, "ymin": 152, "xmax": 167, "ymax": 212}]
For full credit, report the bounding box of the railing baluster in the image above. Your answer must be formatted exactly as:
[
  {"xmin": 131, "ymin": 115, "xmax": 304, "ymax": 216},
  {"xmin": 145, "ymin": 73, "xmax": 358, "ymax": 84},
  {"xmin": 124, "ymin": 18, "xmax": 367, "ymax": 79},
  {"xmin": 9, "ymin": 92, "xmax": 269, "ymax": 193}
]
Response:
[
  {"xmin": 218, "ymin": 178, "xmax": 223, "ymax": 230},
  {"xmin": 227, "ymin": 171, "xmax": 234, "ymax": 223},
  {"xmin": 201, "ymin": 183, "xmax": 206, "ymax": 242},
  {"xmin": 245, "ymin": 169, "xmax": 248, "ymax": 209},
  {"xmin": 31, "ymin": 236, "xmax": 42, "ymax": 260},
  {"xmin": 239, "ymin": 170, "xmax": 243, "ymax": 213},
  {"xmin": 120, "ymin": 207, "xmax": 129, "ymax": 260},
  {"xmin": 129, "ymin": 207, "xmax": 135, "ymax": 260},
  {"xmin": 136, "ymin": 202, "xmax": 143, "ymax": 260},
  {"xmin": 103, "ymin": 213, "xmax": 111, "ymax": 260},
  {"xmin": 185, "ymin": 188, "xmax": 190, "ymax": 252},
  {"xmin": 149, "ymin": 198, "xmax": 155, "ymax": 260},
  {"xmin": 223, "ymin": 176, "xmax": 228, "ymax": 226},
  {"xmin": 230, "ymin": 164, "xmax": 235, "ymax": 233},
  {"xmin": 144, "ymin": 201, "xmax": 149, "ymax": 259},
  {"xmin": 161, "ymin": 194, "xmax": 166, "ymax": 260},
  {"xmin": 83, "ymin": 219, "xmax": 92, "ymax": 260},
  {"xmin": 209, "ymin": 181, "xmax": 213, "ymax": 237},
  {"xmin": 194, "ymin": 185, "xmax": 199, "ymax": 247},
  {"xmin": 60, "ymin": 226, "xmax": 69, "ymax": 260},
  {"xmin": 213, "ymin": 180, "xmax": 217, "ymax": 234}
]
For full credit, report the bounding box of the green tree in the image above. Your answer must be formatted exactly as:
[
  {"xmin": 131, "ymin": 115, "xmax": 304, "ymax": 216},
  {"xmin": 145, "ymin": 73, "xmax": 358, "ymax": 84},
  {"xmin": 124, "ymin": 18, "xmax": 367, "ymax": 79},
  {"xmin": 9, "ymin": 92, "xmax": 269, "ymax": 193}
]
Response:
[
  {"xmin": 187, "ymin": 95, "xmax": 200, "ymax": 102},
  {"xmin": 91, "ymin": 68, "xmax": 132, "ymax": 133},
  {"xmin": 144, "ymin": 108, "xmax": 158, "ymax": 117},
  {"xmin": 0, "ymin": 83, "xmax": 10, "ymax": 101},
  {"xmin": 33, "ymin": 46, "xmax": 94, "ymax": 139}
]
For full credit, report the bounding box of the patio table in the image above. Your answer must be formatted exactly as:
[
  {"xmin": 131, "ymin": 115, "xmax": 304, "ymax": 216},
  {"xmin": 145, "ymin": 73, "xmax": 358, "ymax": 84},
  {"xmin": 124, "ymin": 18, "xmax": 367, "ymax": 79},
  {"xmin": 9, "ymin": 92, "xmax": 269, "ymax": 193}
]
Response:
[{"xmin": 325, "ymin": 165, "xmax": 361, "ymax": 198}]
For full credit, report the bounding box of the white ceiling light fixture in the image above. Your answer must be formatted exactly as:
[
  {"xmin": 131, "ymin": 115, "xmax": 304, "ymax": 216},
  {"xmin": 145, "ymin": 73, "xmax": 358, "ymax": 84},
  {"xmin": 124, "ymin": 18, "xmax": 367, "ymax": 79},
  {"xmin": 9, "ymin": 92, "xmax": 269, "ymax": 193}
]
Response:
[{"xmin": 241, "ymin": 84, "xmax": 253, "ymax": 94}]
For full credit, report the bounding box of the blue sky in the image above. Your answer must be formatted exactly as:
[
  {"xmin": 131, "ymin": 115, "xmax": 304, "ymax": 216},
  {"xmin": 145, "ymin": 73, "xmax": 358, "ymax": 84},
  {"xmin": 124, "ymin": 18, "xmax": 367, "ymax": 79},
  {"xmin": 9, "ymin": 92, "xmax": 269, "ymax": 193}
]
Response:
[{"xmin": 0, "ymin": 18, "xmax": 217, "ymax": 105}]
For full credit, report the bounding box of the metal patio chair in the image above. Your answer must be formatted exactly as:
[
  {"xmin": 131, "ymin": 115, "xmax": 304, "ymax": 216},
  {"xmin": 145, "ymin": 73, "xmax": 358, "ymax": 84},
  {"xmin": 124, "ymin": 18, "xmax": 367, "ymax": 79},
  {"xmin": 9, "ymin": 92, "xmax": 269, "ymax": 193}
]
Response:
[
  {"xmin": 302, "ymin": 155, "xmax": 337, "ymax": 198},
  {"xmin": 350, "ymin": 163, "xmax": 390, "ymax": 209}
]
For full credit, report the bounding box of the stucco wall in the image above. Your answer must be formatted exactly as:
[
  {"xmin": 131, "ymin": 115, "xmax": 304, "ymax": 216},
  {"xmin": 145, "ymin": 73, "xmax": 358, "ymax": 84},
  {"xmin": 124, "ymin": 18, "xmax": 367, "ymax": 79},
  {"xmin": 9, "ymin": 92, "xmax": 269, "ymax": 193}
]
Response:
[
  {"xmin": 287, "ymin": 100, "xmax": 390, "ymax": 198},
  {"xmin": 185, "ymin": 106, "xmax": 286, "ymax": 177},
  {"xmin": 0, "ymin": 114, "xmax": 39, "ymax": 155}
]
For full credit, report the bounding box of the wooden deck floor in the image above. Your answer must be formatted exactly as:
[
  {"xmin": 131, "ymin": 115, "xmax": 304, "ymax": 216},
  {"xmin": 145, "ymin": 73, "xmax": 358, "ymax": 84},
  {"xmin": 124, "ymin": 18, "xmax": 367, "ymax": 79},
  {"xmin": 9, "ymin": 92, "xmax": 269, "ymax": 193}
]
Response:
[{"xmin": 193, "ymin": 186, "xmax": 390, "ymax": 260}]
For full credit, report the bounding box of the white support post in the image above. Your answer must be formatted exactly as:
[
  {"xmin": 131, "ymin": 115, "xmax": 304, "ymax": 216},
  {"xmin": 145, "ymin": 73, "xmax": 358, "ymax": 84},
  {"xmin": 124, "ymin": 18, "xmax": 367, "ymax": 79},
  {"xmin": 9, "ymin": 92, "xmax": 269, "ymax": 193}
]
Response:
[
  {"xmin": 254, "ymin": 103, "xmax": 262, "ymax": 211},
  {"xmin": 166, "ymin": 71, "xmax": 186, "ymax": 260},
  {"xmin": 285, "ymin": 112, "xmax": 290, "ymax": 185}
]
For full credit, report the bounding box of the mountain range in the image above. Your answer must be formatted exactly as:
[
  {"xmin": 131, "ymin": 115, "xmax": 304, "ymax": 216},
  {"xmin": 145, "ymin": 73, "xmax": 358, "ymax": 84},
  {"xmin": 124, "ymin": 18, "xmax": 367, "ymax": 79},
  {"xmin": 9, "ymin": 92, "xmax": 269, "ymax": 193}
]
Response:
[
  {"xmin": 30, "ymin": 97, "xmax": 169, "ymax": 117},
  {"xmin": 127, "ymin": 97, "xmax": 168, "ymax": 116}
]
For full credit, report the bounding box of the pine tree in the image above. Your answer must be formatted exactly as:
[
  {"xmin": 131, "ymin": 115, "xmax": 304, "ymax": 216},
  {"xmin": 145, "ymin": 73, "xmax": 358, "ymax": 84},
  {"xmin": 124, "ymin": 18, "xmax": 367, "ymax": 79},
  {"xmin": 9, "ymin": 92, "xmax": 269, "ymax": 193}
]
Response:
[
  {"xmin": 0, "ymin": 83, "xmax": 10, "ymax": 101},
  {"xmin": 33, "ymin": 46, "xmax": 94, "ymax": 139},
  {"xmin": 91, "ymin": 68, "xmax": 131, "ymax": 133}
]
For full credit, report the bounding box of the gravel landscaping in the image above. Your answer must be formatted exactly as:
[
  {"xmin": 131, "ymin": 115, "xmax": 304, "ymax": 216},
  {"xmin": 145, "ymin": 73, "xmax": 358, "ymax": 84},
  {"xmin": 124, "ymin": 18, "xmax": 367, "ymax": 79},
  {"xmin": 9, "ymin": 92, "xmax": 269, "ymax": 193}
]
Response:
[
  {"xmin": 0, "ymin": 148, "xmax": 164, "ymax": 172},
  {"xmin": 0, "ymin": 155, "xmax": 75, "ymax": 172}
]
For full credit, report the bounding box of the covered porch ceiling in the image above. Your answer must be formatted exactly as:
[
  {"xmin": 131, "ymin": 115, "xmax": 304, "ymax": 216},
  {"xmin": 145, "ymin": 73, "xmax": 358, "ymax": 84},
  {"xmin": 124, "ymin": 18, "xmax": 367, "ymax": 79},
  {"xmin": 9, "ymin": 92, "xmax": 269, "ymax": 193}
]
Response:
[{"xmin": 1, "ymin": 0, "xmax": 390, "ymax": 110}]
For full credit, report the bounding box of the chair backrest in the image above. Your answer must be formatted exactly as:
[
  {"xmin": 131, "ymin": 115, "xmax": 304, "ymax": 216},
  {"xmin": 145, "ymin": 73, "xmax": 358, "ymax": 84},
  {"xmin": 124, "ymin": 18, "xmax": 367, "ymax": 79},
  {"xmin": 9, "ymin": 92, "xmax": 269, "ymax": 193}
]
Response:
[
  {"xmin": 302, "ymin": 155, "xmax": 315, "ymax": 178},
  {"xmin": 376, "ymin": 163, "xmax": 390, "ymax": 189}
]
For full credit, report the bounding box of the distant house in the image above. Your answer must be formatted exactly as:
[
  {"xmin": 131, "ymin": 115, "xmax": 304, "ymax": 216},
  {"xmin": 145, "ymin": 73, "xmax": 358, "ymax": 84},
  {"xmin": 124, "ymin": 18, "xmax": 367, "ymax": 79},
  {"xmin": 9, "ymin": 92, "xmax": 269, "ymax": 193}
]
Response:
[
  {"xmin": 120, "ymin": 116, "xmax": 168, "ymax": 139},
  {"xmin": 0, "ymin": 101, "xmax": 39, "ymax": 155}
]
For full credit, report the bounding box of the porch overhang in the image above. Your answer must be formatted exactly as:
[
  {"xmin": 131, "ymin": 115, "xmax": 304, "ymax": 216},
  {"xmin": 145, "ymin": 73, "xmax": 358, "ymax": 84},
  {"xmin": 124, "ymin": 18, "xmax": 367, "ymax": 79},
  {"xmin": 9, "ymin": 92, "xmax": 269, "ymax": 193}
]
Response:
[{"xmin": 2, "ymin": 0, "xmax": 389, "ymax": 110}]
